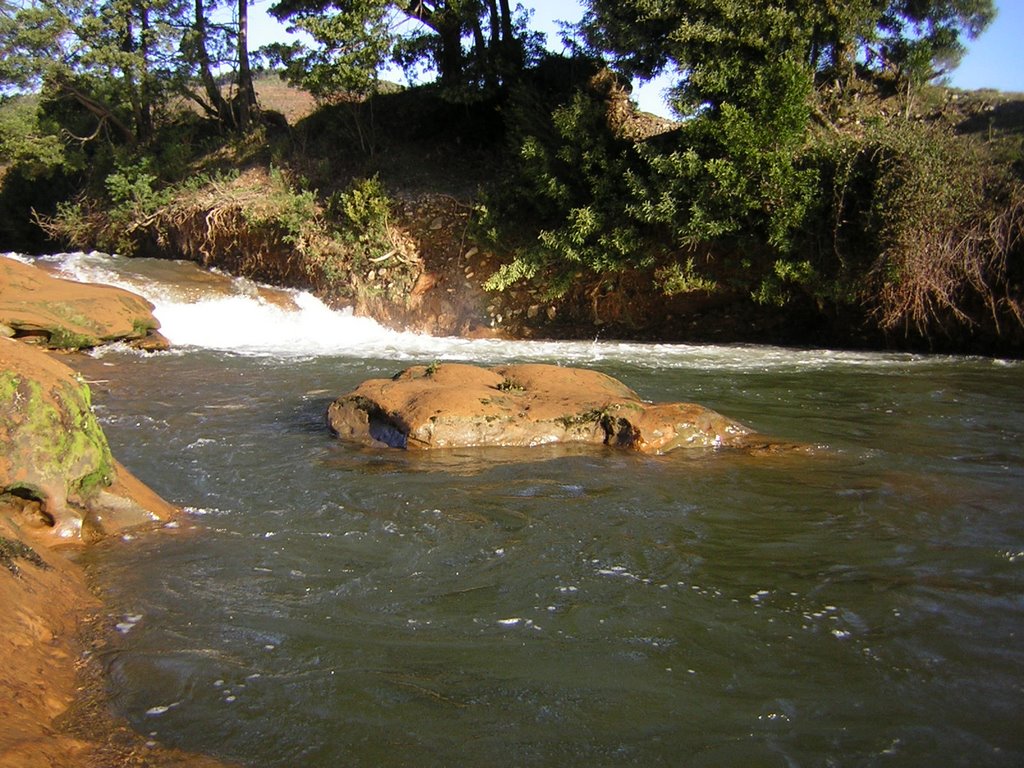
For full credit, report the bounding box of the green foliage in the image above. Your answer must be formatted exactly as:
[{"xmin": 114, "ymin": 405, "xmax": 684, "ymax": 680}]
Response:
[
  {"xmin": 105, "ymin": 157, "xmax": 164, "ymax": 212},
  {"xmin": 262, "ymin": 1, "xmax": 393, "ymax": 98},
  {"xmin": 2, "ymin": 0, "xmax": 265, "ymax": 145},
  {"xmin": 241, "ymin": 167, "xmax": 320, "ymax": 245},
  {"xmin": 87, "ymin": 156, "xmax": 173, "ymax": 253},
  {"xmin": 480, "ymin": 69, "xmax": 658, "ymax": 293},
  {"xmin": 582, "ymin": 0, "xmax": 995, "ymax": 108},
  {"xmin": 326, "ymin": 174, "xmax": 394, "ymax": 273},
  {"xmin": 481, "ymin": 251, "xmax": 539, "ymax": 293},
  {"xmin": 268, "ymin": 0, "xmax": 537, "ymax": 98},
  {"xmin": 0, "ymin": 0, "xmax": 186, "ymax": 144},
  {"xmin": 633, "ymin": 53, "xmax": 817, "ymax": 252},
  {"xmin": 482, "ymin": 54, "xmax": 817, "ymax": 302},
  {"xmin": 0, "ymin": 97, "xmax": 68, "ymax": 176},
  {"xmin": 331, "ymin": 174, "xmax": 390, "ymax": 236},
  {"xmin": 655, "ymin": 259, "xmax": 717, "ymax": 296},
  {"xmin": 750, "ymin": 258, "xmax": 818, "ymax": 307}
]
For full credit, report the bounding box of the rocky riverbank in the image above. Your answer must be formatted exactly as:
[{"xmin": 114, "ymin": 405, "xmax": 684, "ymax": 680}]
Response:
[{"xmin": 0, "ymin": 258, "xmax": 230, "ymax": 767}]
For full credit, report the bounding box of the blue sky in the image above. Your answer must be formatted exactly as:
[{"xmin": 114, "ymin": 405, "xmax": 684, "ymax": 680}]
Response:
[{"xmin": 249, "ymin": 0, "xmax": 1024, "ymax": 117}]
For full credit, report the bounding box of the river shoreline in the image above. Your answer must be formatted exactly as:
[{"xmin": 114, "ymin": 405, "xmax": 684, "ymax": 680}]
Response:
[
  {"xmin": 0, "ymin": 253, "xmax": 232, "ymax": 766},
  {"xmin": 1, "ymin": 478, "xmax": 233, "ymax": 768}
]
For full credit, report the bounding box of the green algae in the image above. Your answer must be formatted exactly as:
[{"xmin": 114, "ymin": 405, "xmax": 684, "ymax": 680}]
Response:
[
  {"xmin": 0, "ymin": 371, "xmax": 17, "ymax": 404},
  {"xmin": 0, "ymin": 371, "xmax": 115, "ymax": 503},
  {"xmin": 48, "ymin": 326, "xmax": 99, "ymax": 350}
]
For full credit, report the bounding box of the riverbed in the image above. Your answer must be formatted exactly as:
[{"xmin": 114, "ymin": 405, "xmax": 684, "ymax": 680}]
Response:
[{"xmin": 23, "ymin": 252, "xmax": 1024, "ymax": 767}]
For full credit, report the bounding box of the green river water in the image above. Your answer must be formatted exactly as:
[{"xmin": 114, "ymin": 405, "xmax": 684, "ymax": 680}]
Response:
[{"xmin": 17, "ymin": 252, "xmax": 1024, "ymax": 767}]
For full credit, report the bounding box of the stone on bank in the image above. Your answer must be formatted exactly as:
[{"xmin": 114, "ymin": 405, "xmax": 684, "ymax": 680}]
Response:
[
  {"xmin": 0, "ymin": 337, "xmax": 176, "ymax": 539},
  {"xmin": 0, "ymin": 256, "xmax": 168, "ymax": 351}
]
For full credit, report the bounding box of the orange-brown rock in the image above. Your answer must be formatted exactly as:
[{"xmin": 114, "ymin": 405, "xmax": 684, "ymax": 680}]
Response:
[
  {"xmin": 0, "ymin": 256, "xmax": 167, "ymax": 350},
  {"xmin": 0, "ymin": 336, "xmax": 219, "ymax": 768},
  {"xmin": 0, "ymin": 514, "xmax": 101, "ymax": 768},
  {"xmin": 327, "ymin": 363, "xmax": 806, "ymax": 455},
  {"xmin": 1, "ymin": 337, "xmax": 177, "ymax": 539}
]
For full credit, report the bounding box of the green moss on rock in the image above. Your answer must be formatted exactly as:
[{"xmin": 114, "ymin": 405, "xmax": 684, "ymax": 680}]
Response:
[
  {"xmin": 0, "ymin": 371, "xmax": 115, "ymax": 506},
  {"xmin": 47, "ymin": 326, "xmax": 99, "ymax": 350}
]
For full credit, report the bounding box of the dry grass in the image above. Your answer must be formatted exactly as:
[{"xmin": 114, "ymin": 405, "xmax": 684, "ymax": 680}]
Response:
[
  {"xmin": 254, "ymin": 75, "xmax": 317, "ymax": 124},
  {"xmin": 872, "ymin": 183, "xmax": 1024, "ymax": 337}
]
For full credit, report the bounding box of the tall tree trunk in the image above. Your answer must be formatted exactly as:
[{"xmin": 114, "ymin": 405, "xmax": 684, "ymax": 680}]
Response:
[
  {"xmin": 485, "ymin": 0, "xmax": 499, "ymax": 49},
  {"xmin": 193, "ymin": 0, "xmax": 233, "ymax": 127},
  {"xmin": 435, "ymin": 12, "xmax": 464, "ymax": 87},
  {"xmin": 236, "ymin": 0, "xmax": 258, "ymax": 131},
  {"xmin": 121, "ymin": 13, "xmax": 144, "ymax": 140},
  {"xmin": 136, "ymin": 5, "xmax": 154, "ymax": 141},
  {"xmin": 498, "ymin": 0, "xmax": 513, "ymax": 44},
  {"xmin": 468, "ymin": 14, "xmax": 492, "ymax": 88}
]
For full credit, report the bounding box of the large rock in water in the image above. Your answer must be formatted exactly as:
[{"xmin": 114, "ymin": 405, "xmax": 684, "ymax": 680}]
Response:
[
  {"xmin": 0, "ymin": 338, "xmax": 176, "ymax": 539},
  {"xmin": 0, "ymin": 256, "xmax": 167, "ymax": 350},
  {"xmin": 327, "ymin": 363, "xmax": 806, "ymax": 455}
]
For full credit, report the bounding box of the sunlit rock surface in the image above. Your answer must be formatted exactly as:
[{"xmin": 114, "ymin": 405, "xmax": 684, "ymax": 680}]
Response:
[
  {"xmin": 328, "ymin": 363, "xmax": 807, "ymax": 455},
  {"xmin": 1, "ymin": 338, "xmax": 176, "ymax": 539},
  {"xmin": 0, "ymin": 257, "xmax": 167, "ymax": 350}
]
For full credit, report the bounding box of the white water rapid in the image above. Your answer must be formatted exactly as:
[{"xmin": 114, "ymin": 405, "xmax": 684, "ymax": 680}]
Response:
[{"xmin": 4, "ymin": 251, "xmax": 986, "ymax": 372}]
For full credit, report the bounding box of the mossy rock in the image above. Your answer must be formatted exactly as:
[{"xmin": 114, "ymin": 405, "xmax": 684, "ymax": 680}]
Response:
[
  {"xmin": 1, "ymin": 342, "xmax": 116, "ymax": 536},
  {"xmin": 1, "ymin": 338, "xmax": 177, "ymax": 539}
]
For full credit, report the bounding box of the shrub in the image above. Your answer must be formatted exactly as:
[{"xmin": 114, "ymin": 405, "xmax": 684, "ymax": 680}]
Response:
[{"xmin": 799, "ymin": 119, "xmax": 1024, "ymax": 340}]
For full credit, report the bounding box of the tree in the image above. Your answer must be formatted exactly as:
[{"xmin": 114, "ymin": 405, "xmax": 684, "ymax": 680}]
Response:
[
  {"xmin": 183, "ymin": 0, "xmax": 259, "ymax": 130},
  {"xmin": 234, "ymin": 0, "xmax": 257, "ymax": 129},
  {"xmin": 572, "ymin": 0, "xmax": 994, "ymax": 263},
  {"xmin": 266, "ymin": 0, "xmax": 536, "ymax": 97},
  {"xmin": 582, "ymin": 0, "xmax": 995, "ymax": 115},
  {"xmin": 1, "ymin": 0, "xmax": 184, "ymax": 143},
  {"xmin": 1, "ymin": 0, "xmax": 263, "ymax": 146}
]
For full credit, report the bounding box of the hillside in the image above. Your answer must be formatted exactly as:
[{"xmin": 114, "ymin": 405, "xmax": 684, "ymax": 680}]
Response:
[{"xmin": 3, "ymin": 70, "xmax": 1022, "ymax": 356}]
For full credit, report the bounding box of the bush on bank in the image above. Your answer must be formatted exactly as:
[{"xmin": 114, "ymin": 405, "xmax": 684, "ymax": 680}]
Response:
[{"xmin": 1, "ymin": 61, "xmax": 1021, "ymax": 354}]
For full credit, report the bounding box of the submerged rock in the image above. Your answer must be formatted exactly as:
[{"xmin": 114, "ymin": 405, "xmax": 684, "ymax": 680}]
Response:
[
  {"xmin": 327, "ymin": 363, "xmax": 808, "ymax": 455},
  {"xmin": 0, "ymin": 338, "xmax": 176, "ymax": 539},
  {"xmin": 0, "ymin": 256, "xmax": 167, "ymax": 350}
]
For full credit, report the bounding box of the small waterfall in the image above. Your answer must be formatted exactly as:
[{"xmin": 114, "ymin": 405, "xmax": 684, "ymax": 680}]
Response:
[{"xmin": 4, "ymin": 251, "xmax": 958, "ymax": 370}]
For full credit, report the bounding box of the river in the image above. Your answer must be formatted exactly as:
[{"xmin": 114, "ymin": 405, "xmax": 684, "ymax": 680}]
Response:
[{"xmin": 14, "ymin": 252, "xmax": 1024, "ymax": 766}]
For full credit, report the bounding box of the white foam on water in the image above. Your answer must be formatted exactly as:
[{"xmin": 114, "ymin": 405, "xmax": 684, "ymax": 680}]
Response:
[
  {"xmin": 5, "ymin": 251, "xmax": 993, "ymax": 369},
  {"xmin": 145, "ymin": 701, "xmax": 180, "ymax": 716},
  {"xmin": 152, "ymin": 290, "xmax": 405, "ymax": 354}
]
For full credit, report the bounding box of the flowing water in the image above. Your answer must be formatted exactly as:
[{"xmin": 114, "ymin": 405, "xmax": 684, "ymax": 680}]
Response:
[{"xmin": 9, "ymin": 252, "xmax": 1024, "ymax": 766}]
